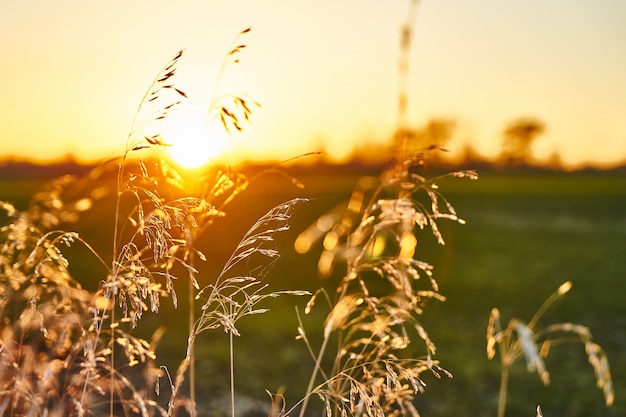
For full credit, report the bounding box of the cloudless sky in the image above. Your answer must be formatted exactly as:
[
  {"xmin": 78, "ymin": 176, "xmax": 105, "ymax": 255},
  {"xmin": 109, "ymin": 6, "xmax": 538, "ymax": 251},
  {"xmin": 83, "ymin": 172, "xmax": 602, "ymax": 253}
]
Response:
[{"xmin": 1, "ymin": 0, "xmax": 625, "ymax": 167}]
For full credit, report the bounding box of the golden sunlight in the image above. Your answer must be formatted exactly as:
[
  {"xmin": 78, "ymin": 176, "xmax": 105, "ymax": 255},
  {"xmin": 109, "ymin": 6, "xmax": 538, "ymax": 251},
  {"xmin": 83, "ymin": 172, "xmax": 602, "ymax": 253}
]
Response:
[{"xmin": 162, "ymin": 107, "xmax": 230, "ymax": 169}]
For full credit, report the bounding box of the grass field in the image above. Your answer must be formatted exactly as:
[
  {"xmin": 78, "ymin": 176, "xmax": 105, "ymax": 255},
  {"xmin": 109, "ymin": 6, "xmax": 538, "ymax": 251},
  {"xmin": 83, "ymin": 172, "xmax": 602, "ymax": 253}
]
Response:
[{"xmin": 1, "ymin": 167, "xmax": 624, "ymax": 417}]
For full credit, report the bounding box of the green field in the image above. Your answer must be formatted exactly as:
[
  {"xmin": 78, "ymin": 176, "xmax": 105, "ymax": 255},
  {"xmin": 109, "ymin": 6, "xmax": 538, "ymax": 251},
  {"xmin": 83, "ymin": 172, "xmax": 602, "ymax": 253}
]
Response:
[{"xmin": 1, "ymin": 168, "xmax": 625, "ymax": 417}]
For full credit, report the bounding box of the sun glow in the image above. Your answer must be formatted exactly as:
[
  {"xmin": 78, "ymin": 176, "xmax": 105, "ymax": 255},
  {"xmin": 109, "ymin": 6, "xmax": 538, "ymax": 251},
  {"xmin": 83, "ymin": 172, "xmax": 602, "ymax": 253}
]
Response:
[{"xmin": 162, "ymin": 108, "xmax": 231, "ymax": 169}]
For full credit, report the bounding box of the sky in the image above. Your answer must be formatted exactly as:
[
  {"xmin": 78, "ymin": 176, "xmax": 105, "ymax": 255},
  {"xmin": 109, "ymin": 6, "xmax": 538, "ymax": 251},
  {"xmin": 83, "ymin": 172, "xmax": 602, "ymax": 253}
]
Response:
[{"xmin": 1, "ymin": 0, "xmax": 626, "ymax": 168}]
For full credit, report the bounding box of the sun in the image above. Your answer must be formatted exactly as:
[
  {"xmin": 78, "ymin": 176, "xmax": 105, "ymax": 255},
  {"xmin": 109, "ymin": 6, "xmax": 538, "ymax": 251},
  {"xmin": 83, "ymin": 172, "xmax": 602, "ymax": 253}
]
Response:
[
  {"xmin": 162, "ymin": 108, "xmax": 230, "ymax": 169},
  {"xmin": 165, "ymin": 124, "xmax": 228, "ymax": 169}
]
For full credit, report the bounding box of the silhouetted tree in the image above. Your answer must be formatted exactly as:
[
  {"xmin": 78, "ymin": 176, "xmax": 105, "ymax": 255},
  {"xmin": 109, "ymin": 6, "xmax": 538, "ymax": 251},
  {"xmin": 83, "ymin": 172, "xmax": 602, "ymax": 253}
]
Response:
[
  {"xmin": 546, "ymin": 151, "xmax": 564, "ymax": 170},
  {"xmin": 500, "ymin": 117, "xmax": 545, "ymax": 166},
  {"xmin": 422, "ymin": 119, "xmax": 456, "ymax": 146},
  {"xmin": 458, "ymin": 142, "xmax": 489, "ymax": 168},
  {"xmin": 398, "ymin": 118, "xmax": 456, "ymax": 152}
]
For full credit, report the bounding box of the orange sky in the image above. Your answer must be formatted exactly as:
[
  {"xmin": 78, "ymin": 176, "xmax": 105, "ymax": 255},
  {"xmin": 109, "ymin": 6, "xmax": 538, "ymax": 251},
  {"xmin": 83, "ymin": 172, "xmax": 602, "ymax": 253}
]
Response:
[{"xmin": 1, "ymin": 0, "xmax": 626, "ymax": 168}]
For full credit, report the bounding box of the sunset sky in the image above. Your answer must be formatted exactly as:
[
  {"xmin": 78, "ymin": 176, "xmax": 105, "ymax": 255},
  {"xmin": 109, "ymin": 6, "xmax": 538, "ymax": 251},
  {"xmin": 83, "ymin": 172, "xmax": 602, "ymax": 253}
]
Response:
[{"xmin": 1, "ymin": 0, "xmax": 625, "ymax": 168}]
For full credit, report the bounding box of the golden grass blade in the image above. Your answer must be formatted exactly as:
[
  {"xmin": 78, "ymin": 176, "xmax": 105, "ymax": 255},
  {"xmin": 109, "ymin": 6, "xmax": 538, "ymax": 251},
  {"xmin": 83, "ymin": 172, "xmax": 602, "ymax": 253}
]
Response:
[{"xmin": 513, "ymin": 321, "xmax": 549, "ymax": 384}]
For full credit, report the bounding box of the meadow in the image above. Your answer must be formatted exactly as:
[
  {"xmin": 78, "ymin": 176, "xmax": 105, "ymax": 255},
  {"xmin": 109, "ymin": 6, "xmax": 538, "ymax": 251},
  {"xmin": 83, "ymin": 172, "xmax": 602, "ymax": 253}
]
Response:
[
  {"xmin": 1, "ymin": 165, "xmax": 624, "ymax": 417},
  {"xmin": 195, "ymin": 167, "xmax": 626, "ymax": 417}
]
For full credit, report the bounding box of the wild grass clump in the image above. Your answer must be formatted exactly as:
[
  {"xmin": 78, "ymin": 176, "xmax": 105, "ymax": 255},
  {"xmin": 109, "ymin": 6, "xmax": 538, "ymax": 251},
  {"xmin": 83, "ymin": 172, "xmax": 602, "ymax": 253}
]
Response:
[
  {"xmin": 487, "ymin": 281, "xmax": 614, "ymax": 417},
  {"xmin": 0, "ymin": 170, "xmax": 162, "ymax": 416},
  {"xmin": 0, "ymin": 28, "xmax": 304, "ymax": 417},
  {"xmin": 287, "ymin": 152, "xmax": 477, "ymax": 417}
]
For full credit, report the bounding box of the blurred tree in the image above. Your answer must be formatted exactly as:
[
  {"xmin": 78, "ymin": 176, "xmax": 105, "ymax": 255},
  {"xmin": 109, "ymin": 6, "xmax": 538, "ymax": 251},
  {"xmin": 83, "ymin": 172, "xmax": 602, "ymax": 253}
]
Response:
[
  {"xmin": 422, "ymin": 118, "xmax": 456, "ymax": 147},
  {"xmin": 500, "ymin": 117, "xmax": 546, "ymax": 166},
  {"xmin": 545, "ymin": 150, "xmax": 564, "ymax": 170},
  {"xmin": 397, "ymin": 118, "xmax": 456, "ymax": 153},
  {"xmin": 458, "ymin": 142, "xmax": 488, "ymax": 167}
]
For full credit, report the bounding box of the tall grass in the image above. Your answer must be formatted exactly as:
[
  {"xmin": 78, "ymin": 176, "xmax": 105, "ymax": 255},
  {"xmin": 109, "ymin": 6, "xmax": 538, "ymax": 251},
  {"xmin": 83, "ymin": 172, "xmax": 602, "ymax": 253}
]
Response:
[
  {"xmin": 288, "ymin": 153, "xmax": 477, "ymax": 417},
  {"xmin": 0, "ymin": 28, "xmax": 302, "ymax": 417}
]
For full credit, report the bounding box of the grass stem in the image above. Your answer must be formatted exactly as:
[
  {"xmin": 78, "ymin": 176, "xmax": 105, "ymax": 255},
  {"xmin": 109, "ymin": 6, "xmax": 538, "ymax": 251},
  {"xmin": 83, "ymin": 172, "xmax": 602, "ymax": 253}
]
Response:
[
  {"xmin": 497, "ymin": 361, "xmax": 509, "ymax": 417},
  {"xmin": 189, "ymin": 277, "xmax": 197, "ymax": 417},
  {"xmin": 230, "ymin": 328, "xmax": 236, "ymax": 417},
  {"xmin": 298, "ymin": 333, "xmax": 330, "ymax": 417}
]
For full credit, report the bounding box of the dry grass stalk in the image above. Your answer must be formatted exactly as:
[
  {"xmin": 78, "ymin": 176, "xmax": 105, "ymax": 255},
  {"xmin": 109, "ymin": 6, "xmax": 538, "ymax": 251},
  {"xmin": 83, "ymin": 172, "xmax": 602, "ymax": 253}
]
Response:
[
  {"xmin": 165, "ymin": 198, "xmax": 310, "ymax": 417},
  {"xmin": 291, "ymin": 154, "xmax": 476, "ymax": 417},
  {"xmin": 487, "ymin": 281, "xmax": 614, "ymax": 417}
]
